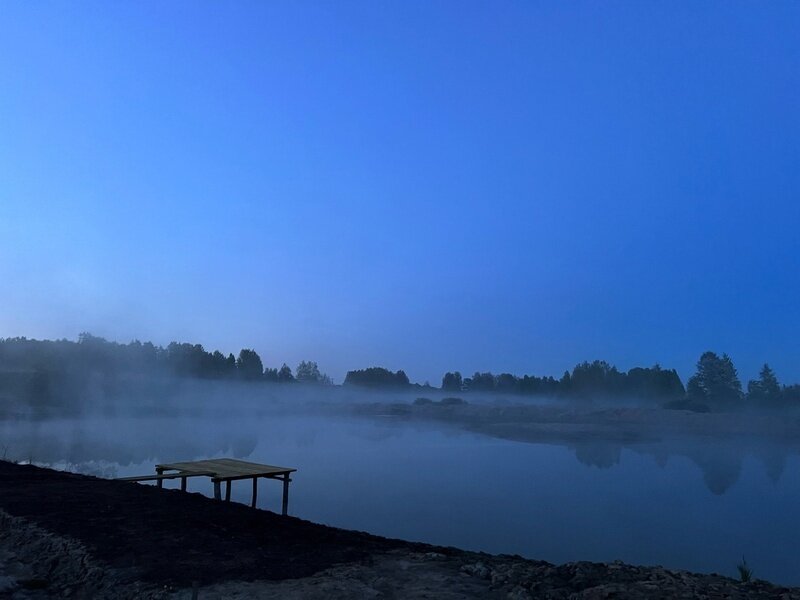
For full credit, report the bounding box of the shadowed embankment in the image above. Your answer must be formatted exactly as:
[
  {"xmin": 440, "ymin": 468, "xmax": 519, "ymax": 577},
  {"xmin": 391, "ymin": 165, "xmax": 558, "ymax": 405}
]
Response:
[{"xmin": 0, "ymin": 460, "xmax": 797, "ymax": 599}]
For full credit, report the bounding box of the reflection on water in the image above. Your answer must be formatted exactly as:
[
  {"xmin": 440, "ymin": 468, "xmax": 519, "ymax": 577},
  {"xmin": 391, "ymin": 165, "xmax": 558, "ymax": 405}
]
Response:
[
  {"xmin": 1, "ymin": 412, "xmax": 799, "ymax": 585},
  {"xmin": 570, "ymin": 441, "xmax": 762, "ymax": 495}
]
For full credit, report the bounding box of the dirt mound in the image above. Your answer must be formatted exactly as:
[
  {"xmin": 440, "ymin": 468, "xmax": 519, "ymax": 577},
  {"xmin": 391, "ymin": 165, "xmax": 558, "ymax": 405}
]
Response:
[
  {"xmin": 0, "ymin": 461, "xmax": 431, "ymax": 588},
  {"xmin": 1, "ymin": 461, "xmax": 798, "ymax": 599}
]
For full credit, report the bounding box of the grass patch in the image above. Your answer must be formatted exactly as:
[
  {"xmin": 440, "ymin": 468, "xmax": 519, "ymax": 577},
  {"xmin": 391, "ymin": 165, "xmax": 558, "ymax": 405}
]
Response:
[{"xmin": 737, "ymin": 556, "xmax": 752, "ymax": 583}]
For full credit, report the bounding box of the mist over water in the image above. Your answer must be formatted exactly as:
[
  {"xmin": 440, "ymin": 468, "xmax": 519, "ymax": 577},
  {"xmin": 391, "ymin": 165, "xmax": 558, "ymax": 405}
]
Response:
[{"xmin": 3, "ymin": 386, "xmax": 799, "ymax": 586}]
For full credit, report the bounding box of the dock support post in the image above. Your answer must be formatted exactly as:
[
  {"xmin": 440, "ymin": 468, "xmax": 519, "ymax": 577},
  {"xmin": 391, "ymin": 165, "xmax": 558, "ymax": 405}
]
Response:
[
  {"xmin": 282, "ymin": 475, "xmax": 290, "ymax": 516},
  {"xmin": 251, "ymin": 477, "xmax": 258, "ymax": 508},
  {"xmin": 180, "ymin": 477, "xmax": 187, "ymax": 492},
  {"xmin": 156, "ymin": 467, "xmax": 165, "ymax": 489},
  {"xmin": 225, "ymin": 480, "xmax": 232, "ymax": 502},
  {"xmin": 213, "ymin": 480, "xmax": 221, "ymax": 501}
]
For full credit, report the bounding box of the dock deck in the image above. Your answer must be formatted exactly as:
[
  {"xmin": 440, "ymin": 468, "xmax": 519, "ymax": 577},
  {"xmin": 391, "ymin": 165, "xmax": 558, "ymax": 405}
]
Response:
[{"xmin": 119, "ymin": 458, "xmax": 296, "ymax": 515}]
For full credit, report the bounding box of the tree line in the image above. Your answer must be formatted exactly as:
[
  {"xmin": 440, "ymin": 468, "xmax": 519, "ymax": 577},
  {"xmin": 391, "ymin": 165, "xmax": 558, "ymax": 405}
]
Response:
[
  {"xmin": 2, "ymin": 335, "xmax": 799, "ymax": 412},
  {"xmin": 439, "ymin": 361, "xmax": 685, "ymax": 403},
  {"xmin": 437, "ymin": 352, "xmax": 800, "ymax": 411},
  {"xmin": 0, "ymin": 334, "xmax": 332, "ymax": 388}
]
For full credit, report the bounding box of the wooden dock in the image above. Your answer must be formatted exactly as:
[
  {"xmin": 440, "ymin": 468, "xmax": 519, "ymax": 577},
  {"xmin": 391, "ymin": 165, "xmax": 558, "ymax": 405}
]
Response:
[{"xmin": 117, "ymin": 458, "xmax": 296, "ymax": 515}]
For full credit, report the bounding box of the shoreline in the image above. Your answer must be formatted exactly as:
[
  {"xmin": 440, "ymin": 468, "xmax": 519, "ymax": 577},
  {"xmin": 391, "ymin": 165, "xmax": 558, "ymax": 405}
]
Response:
[{"xmin": 0, "ymin": 461, "xmax": 797, "ymax": 599}]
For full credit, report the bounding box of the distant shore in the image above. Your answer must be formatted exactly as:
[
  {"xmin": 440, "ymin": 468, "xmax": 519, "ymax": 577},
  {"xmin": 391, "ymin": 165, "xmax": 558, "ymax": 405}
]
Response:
[
  {"xmin": 352, "ymin": 399, "xmax": 800, "ymax": 442},
  {"xmin": 0, "ymin": 461, "xmax": 796, "ymax": 599}
]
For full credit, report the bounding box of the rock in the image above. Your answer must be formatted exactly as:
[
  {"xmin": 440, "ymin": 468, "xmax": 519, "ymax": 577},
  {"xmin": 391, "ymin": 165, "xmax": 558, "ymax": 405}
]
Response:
[
  {"xmin": 421, "ymin": 552, "xmax": 445, "ymax": 560},
  {"xmin": 507, "ymin": 584, "xmax": 533, "ymax": 599},
  {"xmin": 461, "ymin": 562, "xmax": 491, "ymax": 579},
  {"xmin": 0, "ymin": 575, "xmax": 17, "ymax": 593}
]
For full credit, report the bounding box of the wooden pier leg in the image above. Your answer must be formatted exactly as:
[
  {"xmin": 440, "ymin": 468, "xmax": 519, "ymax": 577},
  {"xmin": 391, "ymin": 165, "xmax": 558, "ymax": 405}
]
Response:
[
  {"xmin": 213, "ymin": 480, "xmax": 221, "ymax": 501},
  {"xmin": 225, "ymin": 480, "xmax": 232, "ymax": 502},
  {"xmin": 181, "ymin": 477, "xmax": 187, "ymax": 492},
  {"xmin": 251, "ymin": 477, "xmax": 258, "ymax": 508},
  {"xmin": 282, "ymin": 475, "xmax": 290, "ymax": 516},
  {"xmin": 156, "ymin": 467, "xmax": 165, "ymax": 489}
]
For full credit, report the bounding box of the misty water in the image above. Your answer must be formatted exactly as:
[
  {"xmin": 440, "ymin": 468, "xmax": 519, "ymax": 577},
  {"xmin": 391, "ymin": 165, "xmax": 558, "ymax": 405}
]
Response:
[{"xmin": 2, "ymin": 403, "xmax": 799, "ymax": 586}]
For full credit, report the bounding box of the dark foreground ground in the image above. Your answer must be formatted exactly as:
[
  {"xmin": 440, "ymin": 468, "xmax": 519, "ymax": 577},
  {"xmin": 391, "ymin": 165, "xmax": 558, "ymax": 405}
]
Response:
[{"xmin": 0, "ymin": 460, "xmax": 797, "ymax": 599}]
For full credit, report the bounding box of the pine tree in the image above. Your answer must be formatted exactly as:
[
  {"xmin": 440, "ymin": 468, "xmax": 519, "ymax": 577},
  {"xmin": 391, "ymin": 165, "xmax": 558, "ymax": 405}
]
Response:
[
  {"xmin": 686, "ymin": 351, "xmax": 743, "ymax": 409},
  {"xmin": 747, "ymin": 363, "xmax": 782, "ymax": 407}
]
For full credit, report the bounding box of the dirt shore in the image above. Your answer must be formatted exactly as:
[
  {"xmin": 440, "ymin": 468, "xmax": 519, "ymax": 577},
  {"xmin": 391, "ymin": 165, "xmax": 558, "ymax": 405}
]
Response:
[{"xmin": 0, "ymin": 460, "xmax": 797, "ymax": 599}]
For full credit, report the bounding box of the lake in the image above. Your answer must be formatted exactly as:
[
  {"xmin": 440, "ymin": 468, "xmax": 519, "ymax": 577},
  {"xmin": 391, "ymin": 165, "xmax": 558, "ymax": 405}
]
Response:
[{"xmin": 1, "ymin": 409, "xmax": 798, "ymax": 585}]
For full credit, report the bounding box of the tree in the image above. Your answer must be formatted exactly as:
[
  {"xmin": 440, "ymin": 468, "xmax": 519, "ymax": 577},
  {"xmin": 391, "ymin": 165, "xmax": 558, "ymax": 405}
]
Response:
[
  {"xmin": 165, "ymin": 342, "xmax": 210, "ymax": 378},
  {"xmin": 296, "ymin": 360, "xmax": 322, "ymax": 383},
  {"xmin": 783, "ymin": 384, "xmax": 800, "ymax": 405},
  {"xmin": 495, "ymin": 373, "xmax": 518, "ymax": 393},
  {"xmin": 277, "ymin": 363, "xmax": 294, "ymax": 382},
  {"xmin": 686, "ymin": 352, "xmax": 743, "ymax": 409},
  {"xmin": 441, "ymin": 371, "xmax": 463, "ymax": 392},
  {"xmin": 625, "ymin": 365, "xmax": 685, "ymax": 401},
  {"xmin": 209, "ymin": 350, "xmax": 228, "ymax": 377},
  {"xmin": 466, "ymin": 372, "xmax": 495, "ymax": 392},
  {"xmin": 569, "ymin": 360, "xmax": 623, "ymax": 399},
  {"xmin": 236, "ymin": 349, "xmax": 264, "ymax": 380},
  {"xmin": 747, "ymin": 364, "xmax": 782, "ymax": 407},
  {"xmin": 344, "ymin": 367, "xmax": 409, "ymax": 387},
  {"xmin": 559, "ymin": 370, "xmax": 572, "ymax": 394}
]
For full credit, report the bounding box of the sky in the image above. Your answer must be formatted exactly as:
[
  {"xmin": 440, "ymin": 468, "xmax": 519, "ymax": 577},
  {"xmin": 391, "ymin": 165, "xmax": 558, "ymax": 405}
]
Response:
[{"xmin": 1, "ymin": 2, "xmax": 798, "ymax": 385}]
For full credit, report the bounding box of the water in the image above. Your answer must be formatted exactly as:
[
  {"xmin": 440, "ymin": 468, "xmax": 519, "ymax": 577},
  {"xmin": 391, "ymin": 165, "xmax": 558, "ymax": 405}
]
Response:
[{"xmin": 1, "ymin": 411, "xmax": 799, "ymax": 585}]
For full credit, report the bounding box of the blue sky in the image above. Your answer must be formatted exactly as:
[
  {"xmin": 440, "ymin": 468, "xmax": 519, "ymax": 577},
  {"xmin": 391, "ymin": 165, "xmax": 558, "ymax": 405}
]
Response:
[{"xmin": 1, "ymin": 2, "xmax": 798, "ymax": 385}]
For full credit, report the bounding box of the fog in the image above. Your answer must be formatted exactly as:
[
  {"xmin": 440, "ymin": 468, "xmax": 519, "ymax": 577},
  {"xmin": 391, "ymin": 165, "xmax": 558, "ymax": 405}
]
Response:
[{"xmin": 2, "ymin": 380, "xmax": 799, "ymax": 585}]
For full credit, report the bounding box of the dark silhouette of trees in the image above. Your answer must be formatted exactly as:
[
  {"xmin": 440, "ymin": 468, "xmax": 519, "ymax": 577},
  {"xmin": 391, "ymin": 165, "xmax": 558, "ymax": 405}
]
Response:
[
  {"xmin": 344, "ymin": 367, "xmax": 409, "ymax": 388},
  {"xmin": 236, "ymin": 349, "xmax": 264, "ymax": 380},
  {"xmin": 296, "ymin": 360, "xmax": 331, "ymax": 384},
  {"xmin": 686, "ymin": 352, "xmax": 743, "ymax": 410},
  {"xmin": 166, "ymin": 342, "xmax": 211, "ymax": 378},
  {"xmin": 570, "ymin": 361, "xmax": 625, "ymax": 398},
  {"xmin": 441, "ymin": 371, "xmax": 463, "ymax": 392},
  {"xmin": 747, "ymin": 364, "xmax": 782, "ymax": 407},
  {"xmin": 439, "ymin": 362, "xmax": 683, "ymax": 404},
  {"xmin": 0, "ymin": 335, "xmax": 341, "ymax": 416},
  {"xmin": 277, "ymin": 363, "xmax": 294, "ymax": 382},
  {"xmin": 626, "ymin": 365, "xmax": 685, "ymax": 400},
  {"xmin": 5, "ymin": 334, "xmax": 800, "ymax": 415},
  {"xmin": 519, "ymin": 374, "xmax": 560, "ymax": 396},
  {"xmin": 208, "ymin": 350, "xmax": 235, "ymax": 378},
  {"xmin": 296, "ymin": 361, "xmax": 320, "ymax": 382},
  {"xmin": 495, "ymin": 373, "xmax": 518, "ymax": 393},
  {"xmin": 464, "ymin": 372, "xmax": 495, "ymax": 392},
  {"xmin": 783, "ymin": 384, "xmax": 800, "ymax": 405},
  {"xmin": 559, "ymin": 371, "xmax": 572, "ymax": 393}
]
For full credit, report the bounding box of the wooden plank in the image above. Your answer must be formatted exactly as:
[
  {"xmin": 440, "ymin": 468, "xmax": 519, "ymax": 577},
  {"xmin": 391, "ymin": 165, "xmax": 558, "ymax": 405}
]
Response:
[
  {"xmin": 159, "ymin": 458, "xmax": 295, "ymax": 473},
  {"xmin": 116, "ymin": 471, "xmax": 215, "ymax": 482},
  {"xmin": 211, "ymin": 473, "xmax": 292, "ymax": 483}
]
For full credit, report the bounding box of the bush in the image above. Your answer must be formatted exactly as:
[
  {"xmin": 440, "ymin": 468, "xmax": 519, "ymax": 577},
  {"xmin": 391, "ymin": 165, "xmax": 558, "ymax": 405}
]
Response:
[
  {"xmin": 440, "ymin": 397, "xmax": 467, "ymax": 406},
  {"xmin": 663, "ymin": 398, "xmax": 710, "ymax": 413}
]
